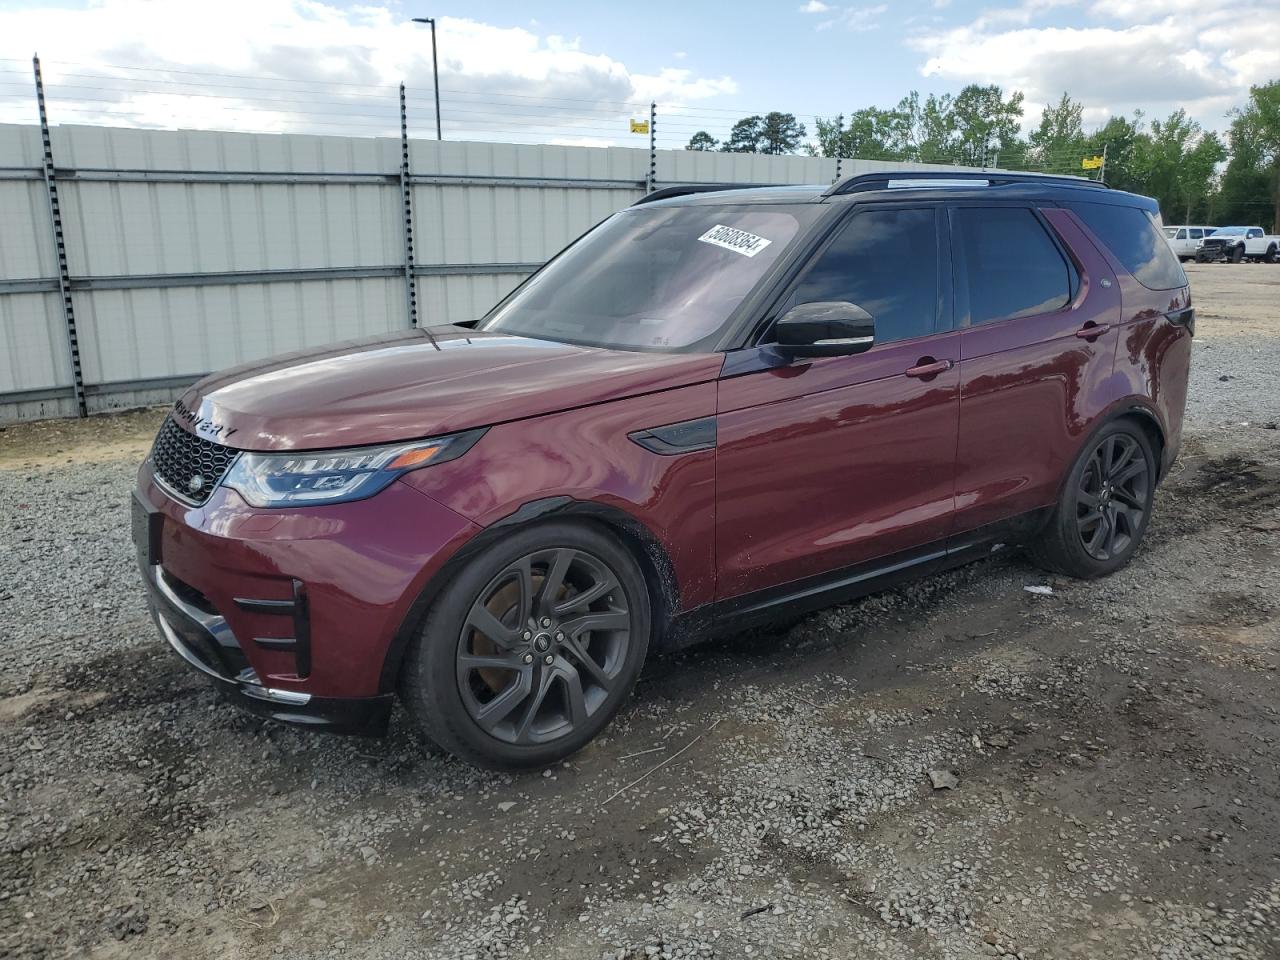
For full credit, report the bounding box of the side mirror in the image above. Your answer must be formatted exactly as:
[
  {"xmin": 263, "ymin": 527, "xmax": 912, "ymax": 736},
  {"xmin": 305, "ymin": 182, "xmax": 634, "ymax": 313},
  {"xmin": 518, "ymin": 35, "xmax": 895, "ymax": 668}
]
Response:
[{"xmin": 774, "ymin": 301, "xmax": 875, "ymax": 358}]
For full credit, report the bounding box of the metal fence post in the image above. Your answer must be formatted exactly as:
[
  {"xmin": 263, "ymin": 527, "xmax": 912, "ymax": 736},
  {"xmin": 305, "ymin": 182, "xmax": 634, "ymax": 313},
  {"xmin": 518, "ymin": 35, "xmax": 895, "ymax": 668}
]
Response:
[
  {"xmin": 834, "ymin": 156, "xmax": 843, "ymax": 183},
  {"xmin": 33, "ymin": 55, "xmax": 86, "ymax": 417},
  {"xmin": 399, "ymin": 82, "xmax": 418, "ymax": 328},
  {"xmin": 647, "ymin": 101, "xmax": 657, "ymax": 194}
]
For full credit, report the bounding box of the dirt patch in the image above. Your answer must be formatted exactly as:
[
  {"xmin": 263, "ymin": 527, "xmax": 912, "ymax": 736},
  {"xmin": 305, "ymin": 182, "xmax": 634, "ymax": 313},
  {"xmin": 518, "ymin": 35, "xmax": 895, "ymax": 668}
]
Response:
[{"xmin": 0, "ymin": 405, "xmax": 165, "ymax": 469}]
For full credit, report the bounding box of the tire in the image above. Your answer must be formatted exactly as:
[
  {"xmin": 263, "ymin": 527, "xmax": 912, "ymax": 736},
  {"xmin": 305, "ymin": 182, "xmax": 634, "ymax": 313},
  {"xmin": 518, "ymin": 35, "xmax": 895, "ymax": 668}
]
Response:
[
  {"xmin": 1029, "ymin": 419, "xmax": 1156, "ymax": 579},
  {"xmin": 1265, "ymin": 244, "xmax": 1278, "ymax": 264},
  {"xmin": 400, "ymin": 521, "xmax": 651, "ymax": 769},
  {"xmin": 1231, "ymin": 244, "xmax": 1245, "ymax": 263}
]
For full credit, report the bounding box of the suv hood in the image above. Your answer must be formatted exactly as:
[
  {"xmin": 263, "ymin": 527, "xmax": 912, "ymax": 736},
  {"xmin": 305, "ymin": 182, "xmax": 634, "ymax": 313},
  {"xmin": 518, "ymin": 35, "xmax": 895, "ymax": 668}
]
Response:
[{"xmin": 176, "ymin": 326, "xmax": 725, "ymax": 451}]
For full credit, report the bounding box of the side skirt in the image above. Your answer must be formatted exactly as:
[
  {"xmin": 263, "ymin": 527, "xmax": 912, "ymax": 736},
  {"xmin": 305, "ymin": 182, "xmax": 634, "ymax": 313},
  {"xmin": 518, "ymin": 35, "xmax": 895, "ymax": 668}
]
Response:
[{"xmin": 665, "ymin": 507, "xmax": 1051, "ymax": 648}]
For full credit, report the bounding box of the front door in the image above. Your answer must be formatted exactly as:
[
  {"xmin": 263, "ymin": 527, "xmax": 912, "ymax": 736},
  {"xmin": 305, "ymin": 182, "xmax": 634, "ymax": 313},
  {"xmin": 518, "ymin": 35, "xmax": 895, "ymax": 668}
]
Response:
[{"xmin": 715, "ymin": 204, "xmax": 960, "ymax": 601}]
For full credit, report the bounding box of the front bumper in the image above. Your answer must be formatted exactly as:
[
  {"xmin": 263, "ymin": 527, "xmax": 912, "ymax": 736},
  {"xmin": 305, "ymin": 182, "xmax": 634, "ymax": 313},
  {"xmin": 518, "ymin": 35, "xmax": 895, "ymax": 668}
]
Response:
[
  {"xmin": 132, "ymin": 457, "xmax": 481, "ymax": 733},
  {"xmin": 138, "ymin": 539, "xmax": 395, "ymax": 735}
]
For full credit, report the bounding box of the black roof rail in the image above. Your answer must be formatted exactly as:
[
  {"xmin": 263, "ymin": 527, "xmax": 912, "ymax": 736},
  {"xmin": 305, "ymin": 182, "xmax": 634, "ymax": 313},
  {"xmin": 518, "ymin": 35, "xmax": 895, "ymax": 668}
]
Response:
[
  {"xmin": 632, "ymin": 183, "xmax": 780, "ymax": 206},
  {"xmin": 824, "ymin": 170, "xmax": 1107, "ymax": 197}
]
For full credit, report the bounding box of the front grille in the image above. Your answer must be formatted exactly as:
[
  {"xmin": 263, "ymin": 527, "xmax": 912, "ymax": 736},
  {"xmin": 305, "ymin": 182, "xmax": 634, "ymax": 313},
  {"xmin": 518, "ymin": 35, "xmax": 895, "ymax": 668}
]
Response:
[{"xmin": 150, "ymin": 415, "xmax": 238, "ymax": 505}]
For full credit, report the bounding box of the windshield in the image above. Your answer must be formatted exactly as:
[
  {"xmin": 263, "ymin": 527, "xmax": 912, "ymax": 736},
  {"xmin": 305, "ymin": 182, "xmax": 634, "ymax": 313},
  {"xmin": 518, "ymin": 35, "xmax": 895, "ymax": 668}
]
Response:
[
  {"xmin": 1163, "ymin": 227, "xmax": 1178, "ymax": 238},
  {"xmin": 1211, "ymin": 227, "xmax": 1246, "ymax": 236},
  {"xmin": 479, "ymin": 203, "xmax": 813, "ymax": 351}
]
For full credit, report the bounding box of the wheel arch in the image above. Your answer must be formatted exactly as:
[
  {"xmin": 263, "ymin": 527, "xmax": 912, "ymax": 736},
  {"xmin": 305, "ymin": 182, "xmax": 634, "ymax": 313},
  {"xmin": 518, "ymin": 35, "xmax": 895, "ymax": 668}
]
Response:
[
  {"xmin": 1054, "ymin": 401, "xmax": 1168, "ymax": 508},
  {"xmin": 1116, "ymin": 404, "xmax": 1167, "ymax": 478},
  {"xmin": 377, "ymin": 497, "xmax": 680, "ymax": 692}
]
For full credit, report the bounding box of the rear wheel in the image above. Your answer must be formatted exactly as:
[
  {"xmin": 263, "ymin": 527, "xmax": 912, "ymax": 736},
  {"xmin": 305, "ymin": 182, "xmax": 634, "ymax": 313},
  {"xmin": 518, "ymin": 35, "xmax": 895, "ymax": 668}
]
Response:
[
  {"xmin": 1265, "ymin": 244, "xmax": 1278, "ymax": 264},
  {"xmin": 1030, "ymin": 420, "xmax": 1156, "ymax": 579},
  {"xmin": 400, "ymin": 521, "xmax": 650, "ymax": 769}
]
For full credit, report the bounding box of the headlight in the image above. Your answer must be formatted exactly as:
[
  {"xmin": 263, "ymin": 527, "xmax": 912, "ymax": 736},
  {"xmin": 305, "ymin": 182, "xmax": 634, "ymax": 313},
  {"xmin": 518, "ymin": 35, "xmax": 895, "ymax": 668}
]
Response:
[{"xmin": 221, "ymin": 429, "xmax": 485, "ymax": 507}]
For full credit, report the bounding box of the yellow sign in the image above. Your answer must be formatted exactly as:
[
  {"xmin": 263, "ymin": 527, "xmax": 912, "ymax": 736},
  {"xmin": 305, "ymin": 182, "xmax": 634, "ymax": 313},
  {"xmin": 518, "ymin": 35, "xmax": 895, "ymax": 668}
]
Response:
[
  {"xmin": 629, "ymin": 119, "xmax": 649, "ymax": 134},
  {"xmin": 1081, "ymin": 156, "xmax": 1104, "ymax": 170}
]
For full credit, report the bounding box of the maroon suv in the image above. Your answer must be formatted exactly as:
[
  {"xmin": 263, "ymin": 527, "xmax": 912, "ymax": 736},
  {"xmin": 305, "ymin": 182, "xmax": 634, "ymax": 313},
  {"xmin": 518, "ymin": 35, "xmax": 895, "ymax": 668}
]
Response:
[{"xmin": 134, "ymin": 171, "xmax": 1192, "ymax": 768}]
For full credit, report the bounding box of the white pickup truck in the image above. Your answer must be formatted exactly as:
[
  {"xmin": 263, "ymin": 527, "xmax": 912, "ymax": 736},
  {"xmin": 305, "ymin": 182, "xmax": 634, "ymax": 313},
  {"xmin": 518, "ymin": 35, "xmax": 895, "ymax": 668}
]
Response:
[
  {"xmin": 1195, "ymin": 226, "xmax": 1280, "ymax": 263},
  {"xmin": 1163, "ymin": 225, "xmax": 1216, "ymax": 260}
]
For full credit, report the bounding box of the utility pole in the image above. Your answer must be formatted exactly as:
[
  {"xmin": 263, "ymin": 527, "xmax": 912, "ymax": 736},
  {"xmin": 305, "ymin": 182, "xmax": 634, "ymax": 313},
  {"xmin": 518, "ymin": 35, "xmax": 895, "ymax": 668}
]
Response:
[
  {"xmin": 1098, "ymin": 141, "xmax": 1108, "ymax": 185},
  {"xmin": 411, "ymin": 17, "xmax": 442, "ymax": 140}
]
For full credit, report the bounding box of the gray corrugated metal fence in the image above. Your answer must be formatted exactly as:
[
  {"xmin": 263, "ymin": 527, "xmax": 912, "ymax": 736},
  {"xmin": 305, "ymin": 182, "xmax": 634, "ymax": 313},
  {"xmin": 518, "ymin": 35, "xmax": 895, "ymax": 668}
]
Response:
[{"xmin": 0, "ymin": 121, "xmax": 949, "ymax": 422}]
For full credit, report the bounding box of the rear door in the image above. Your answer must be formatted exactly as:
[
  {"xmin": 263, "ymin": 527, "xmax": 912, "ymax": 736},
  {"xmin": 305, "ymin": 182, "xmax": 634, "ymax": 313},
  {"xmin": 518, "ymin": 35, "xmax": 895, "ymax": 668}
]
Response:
[
  {"xmin": 950, "ymin": 203, "xmax": 1122, "ymax": 538},
  {"xmin": 715, "ymin": 203, "xmax": 960, "ymax": 601}
]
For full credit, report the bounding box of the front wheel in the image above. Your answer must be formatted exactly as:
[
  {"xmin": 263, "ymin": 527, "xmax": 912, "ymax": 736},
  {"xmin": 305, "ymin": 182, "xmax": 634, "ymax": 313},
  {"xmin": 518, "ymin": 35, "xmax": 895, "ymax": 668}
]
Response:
[
  {"xmin": 1231, "ymin": 244, "xmax": 1245, "ymax": 263},
  {"xmin": 1030, "ymin": 420, "xmax": 1156, "ymax": 579},
  {"xmin": 400, "ymin": 521, "xmax": 651, "ymax": 769}
]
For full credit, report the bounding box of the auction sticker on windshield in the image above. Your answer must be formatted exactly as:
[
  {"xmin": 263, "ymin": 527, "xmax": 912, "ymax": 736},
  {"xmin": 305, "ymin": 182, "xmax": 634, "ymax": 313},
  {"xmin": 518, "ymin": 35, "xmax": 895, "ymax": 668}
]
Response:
[{"xmin": 697, "ymin": 224, "xmax": 772, "ymax": 257}]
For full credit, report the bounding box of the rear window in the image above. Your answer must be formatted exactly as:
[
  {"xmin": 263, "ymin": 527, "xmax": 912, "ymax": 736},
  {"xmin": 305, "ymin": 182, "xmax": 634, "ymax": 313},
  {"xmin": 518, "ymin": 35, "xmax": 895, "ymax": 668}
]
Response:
[{"xmin": 1068, "ymin": 202, "xmax": 1187, "ymax": 290}]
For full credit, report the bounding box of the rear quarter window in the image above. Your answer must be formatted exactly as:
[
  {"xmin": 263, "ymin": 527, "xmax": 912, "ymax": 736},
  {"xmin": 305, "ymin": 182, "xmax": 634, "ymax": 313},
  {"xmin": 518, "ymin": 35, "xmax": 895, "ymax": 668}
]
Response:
[{"xmin": 1066, "ymin": 202, "xmax": 1187, "ymax": 290}]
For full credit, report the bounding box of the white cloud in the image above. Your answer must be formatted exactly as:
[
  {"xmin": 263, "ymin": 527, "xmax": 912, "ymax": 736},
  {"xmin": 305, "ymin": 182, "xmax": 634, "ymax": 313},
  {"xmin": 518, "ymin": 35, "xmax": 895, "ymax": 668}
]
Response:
[
  {"xmin": 908, "ymin": 1, "xmax": 1280, "ymax": 132},
  {"xmin": 799, "ymin": 1, "xmax": 832, "ymax": 12},
  {"xmin": 816, "ymin": 4, "xmax": 889, "ymax": 32},
  {"xmin": 0, "ymin": 0, "xmax": 737, "ymax": 145}
]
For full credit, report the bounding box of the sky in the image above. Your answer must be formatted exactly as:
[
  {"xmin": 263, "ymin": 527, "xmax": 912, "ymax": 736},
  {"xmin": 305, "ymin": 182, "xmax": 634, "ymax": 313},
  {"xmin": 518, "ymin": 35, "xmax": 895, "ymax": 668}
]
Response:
[{"xmin": 0, "ymin": 0, "xmax": 1277, "ymax": 152}]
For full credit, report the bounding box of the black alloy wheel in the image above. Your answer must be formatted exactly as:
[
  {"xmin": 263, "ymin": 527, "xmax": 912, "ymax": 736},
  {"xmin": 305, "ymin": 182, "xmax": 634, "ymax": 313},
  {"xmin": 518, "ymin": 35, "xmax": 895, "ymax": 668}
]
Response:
[
  {"xmin": 1029, "ymin": 419, "xmax": 1156, "ymax": 579},
  {"xmin": 456, "ymin": 548, "xmax": 631, "ymax": 745},
  {"xmin": 1074, "ymin": 432, "xmax": 1150, "ymax": 562},
  {"xmin": 400, "ymin": 521, "xmax": 650, "ymax": 769}
]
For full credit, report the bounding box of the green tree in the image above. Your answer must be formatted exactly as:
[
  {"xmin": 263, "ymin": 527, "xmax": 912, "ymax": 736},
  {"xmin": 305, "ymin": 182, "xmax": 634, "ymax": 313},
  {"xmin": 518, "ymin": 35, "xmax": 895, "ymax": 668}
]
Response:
[
  {"xmin": 1029, "ymin": 92, "xmax": 1087, "ymax": 173},
  {"xmin": 720, "ymin": 112, "xmax": 806, "ymax": 155},
  {"xmin": 1176, "ymin": 132, "xmax": 1226, "ymax": 223},
  {"xmin": 906, "ymin": 91, "xmax": 956, "ymax": 161},
  {"xmin": 1131, "ymin": 110, "xmax": 1221, "ymax": 222},
  {"xmin": 1084, "ymin": 114, "xmax": 1143, "ymax": 191},
  {"xmin": 721, "ymin": 115, "xmax": 765, "ymax": 153},
  {"xmin": 760, "ymin": 112, "xmax": 806, "ymax": 154},
  {"xmin": 949, "ymin": 84, "xmax": 1026, "ymax": 166},
  {"xmin": 1226, "ymin": 80, "xmax": 1280, "ymax": 230},
  {"xmin": 686, "ymin": 130, "xmax": 719, "ymax": 151},
  {"xmin": 1215, "ymin": 136, "xmax": 1272, "ymax": 226},
  {"xmin": 813, "ymin": 106, "xmax": 912, "ymax": 160}
]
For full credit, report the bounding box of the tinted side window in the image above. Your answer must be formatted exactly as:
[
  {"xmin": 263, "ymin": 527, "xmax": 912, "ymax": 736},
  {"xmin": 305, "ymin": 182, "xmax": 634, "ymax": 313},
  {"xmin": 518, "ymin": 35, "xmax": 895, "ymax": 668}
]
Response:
[
  {"xmin": 1176, "ymin": 229, "xmax": 1187, "ymax": 239},
  {"xmin": 952, "ymin": 207, "xmax": 1072, "ymax": 326},
  {"xmin": 789, "ymin": 207, "xmax": 938, "ymax": 344},
  {"xmin": 1190, "ymin": 228, "xmax": 1203, "ymax": 239},
  {"xmin": 1249, "ymin": 228, "xmax": 1263, "ymax": 239},
  {"xmin": 1066, "ymin": 201, "xmax": 1187, "ymax": 290}
]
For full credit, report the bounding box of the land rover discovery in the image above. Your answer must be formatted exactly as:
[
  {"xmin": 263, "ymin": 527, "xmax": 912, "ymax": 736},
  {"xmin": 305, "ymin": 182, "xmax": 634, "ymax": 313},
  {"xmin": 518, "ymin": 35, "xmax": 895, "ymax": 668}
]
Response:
[{"xmin": 134, "ymin": 171, "xmax": 1193, "ymax": 768}]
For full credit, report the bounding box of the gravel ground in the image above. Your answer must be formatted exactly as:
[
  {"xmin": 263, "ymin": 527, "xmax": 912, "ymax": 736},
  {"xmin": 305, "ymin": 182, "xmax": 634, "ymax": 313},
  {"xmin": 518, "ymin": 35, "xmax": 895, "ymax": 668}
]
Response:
[{"xmin": 2, "ymin": 262, "xmax": 1279, "ymax": 960}]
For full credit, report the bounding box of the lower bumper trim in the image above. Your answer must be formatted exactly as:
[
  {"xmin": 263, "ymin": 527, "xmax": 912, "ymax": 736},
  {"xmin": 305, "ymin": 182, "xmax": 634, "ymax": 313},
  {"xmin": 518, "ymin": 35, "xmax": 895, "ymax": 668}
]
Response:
[
  {"xmin": 223, "ymin": 681, "xmax": 394, "ymax": 736},
  {"xmin": 143, "ymin": 561, "xmax": 393, "ymax": 736}
]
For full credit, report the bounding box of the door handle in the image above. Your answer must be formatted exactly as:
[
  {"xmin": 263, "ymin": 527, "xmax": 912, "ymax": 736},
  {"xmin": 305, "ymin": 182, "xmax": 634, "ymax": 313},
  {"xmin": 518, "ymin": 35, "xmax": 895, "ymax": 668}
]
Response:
[
  {"xmin": 1075, "ymin": 322, "xmax": 1111, "ymax": 340},
  {"xmin": 905, "ymin": 358, "xmax": 954, "ymax": 379}
]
